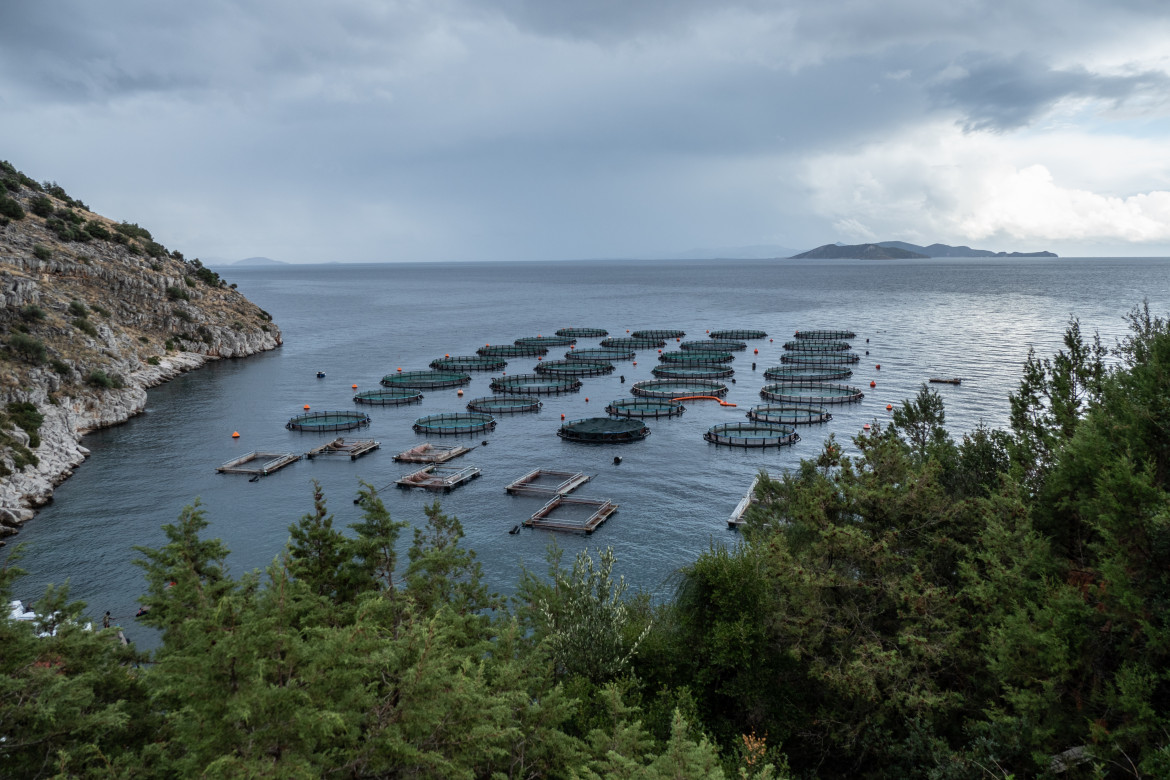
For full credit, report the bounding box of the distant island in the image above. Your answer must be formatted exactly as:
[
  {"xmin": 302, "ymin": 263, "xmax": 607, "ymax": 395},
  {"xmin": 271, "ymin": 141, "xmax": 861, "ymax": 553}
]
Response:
[
  {"xmin": 232, "ymin": 256, "xmax": 287, "ymax": 266},
  {"xmin": 791, "ymin": 242, "xmax": 1057, "ymax": 259}
]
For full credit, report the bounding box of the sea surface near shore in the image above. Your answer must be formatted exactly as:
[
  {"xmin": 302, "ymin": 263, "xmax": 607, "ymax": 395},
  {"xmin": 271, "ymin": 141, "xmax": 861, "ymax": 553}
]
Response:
[{"xmin": 5, "ymin": 256, "xmax": 1169, "ymax": 645}]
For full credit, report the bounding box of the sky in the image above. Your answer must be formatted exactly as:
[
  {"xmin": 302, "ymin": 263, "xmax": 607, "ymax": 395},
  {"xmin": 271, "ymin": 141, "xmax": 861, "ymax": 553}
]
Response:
[{"xmin": 3, "ymin": 1, "xmax": 1170, "ymax": 263}]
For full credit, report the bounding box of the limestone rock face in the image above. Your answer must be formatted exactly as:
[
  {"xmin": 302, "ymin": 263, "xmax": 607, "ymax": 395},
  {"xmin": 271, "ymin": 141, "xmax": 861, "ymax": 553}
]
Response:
[{"xmin": 0, "ymin": 162, "xmax": 282, "ymax": 537}]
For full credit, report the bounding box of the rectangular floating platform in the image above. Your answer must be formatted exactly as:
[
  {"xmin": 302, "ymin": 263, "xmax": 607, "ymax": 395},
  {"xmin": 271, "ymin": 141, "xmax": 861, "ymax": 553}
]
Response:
[
  {"xmin": 395, "ymin": 464, "xmax": 481, "ymax": 492},
  {"xmin": 928, "ymin": 377, "xmax": 962, "ymax": 385},
  {"xmin": 505, "ymin": 468, "xmax": 592, "ymax": 497},
  {"xmin": 525, "ymin": 496, "xmax": 618, "ymax": 534},
  {"xmin": 392, "ymin": 442, "xmax": 473, "ymax": 463},
  {"xmin": 217, "ymin": 451, "xmax": 302, "ymax": 476},
  {"xmin": 306, "ymin": 438, "xmax": 381, "ymax": 460},
  {"xmin": 728, "ymin": 476, "xmax": 760, "ymax": 529}
]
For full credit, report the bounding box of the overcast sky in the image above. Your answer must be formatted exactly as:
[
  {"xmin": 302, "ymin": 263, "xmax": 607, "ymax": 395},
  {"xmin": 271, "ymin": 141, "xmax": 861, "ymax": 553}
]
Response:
[{"xmin": 3, "ymin": 1, "xmax": 1170, "ymax": 262}]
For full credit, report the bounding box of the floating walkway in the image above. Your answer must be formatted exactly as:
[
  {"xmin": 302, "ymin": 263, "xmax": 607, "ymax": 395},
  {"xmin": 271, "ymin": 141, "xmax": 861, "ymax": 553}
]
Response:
[
  {"xmin": 728, "ymin": 475, "xmax": 760, "ymax": 528},
  {"xmin": 505, "ymin": 468, "xmax": 592, "ymax": 496},
  {"xmin": 393, "ymin": 442, "xmax": 472, "ymax": 463},
  {"xmin": 306, "ymin": 438, "xmax": 380, "ymax": 460},
  {"xmin": 396, "ymin": 464, "xmax": 481, "ymax": 492},
  {"xmin": 525, "ymin": 496, "xmax": 619, "ymax": 534},
  {"xmin": 217, "ymin": 451, "xmax": 302, "ymax": 476}
]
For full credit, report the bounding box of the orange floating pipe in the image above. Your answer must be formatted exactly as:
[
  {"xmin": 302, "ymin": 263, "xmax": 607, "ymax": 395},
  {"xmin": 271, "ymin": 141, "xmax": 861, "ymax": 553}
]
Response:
[{"xmin": 670, "ymin": 395, "xmax": 737, "ymax": 407}]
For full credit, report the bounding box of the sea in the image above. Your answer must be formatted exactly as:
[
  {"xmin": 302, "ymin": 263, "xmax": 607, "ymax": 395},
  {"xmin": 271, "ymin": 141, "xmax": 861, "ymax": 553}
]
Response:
[{"xmin": 5, "ymin": 257, "xmax": 1170, "ymax": 647}]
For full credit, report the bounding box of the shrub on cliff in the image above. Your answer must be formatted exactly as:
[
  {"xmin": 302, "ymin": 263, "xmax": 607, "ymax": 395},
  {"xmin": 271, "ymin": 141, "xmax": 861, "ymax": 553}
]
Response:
[
  {"xmin": 0, "ymin": 195, "xmax": 25, "ymax": 220},
  {"xmin": 20, "ymin": 304, "xmax": 46, "ymax": 322},
  {"xmin": 6, "ymin": 402, "xmax": 44, "ymax": 449},
  {"xmin": 85, "ymin": 370, "xmax": 124, "ymax": 389},
  {"xmin": 32, "ymin": 244, "xmax": 50, "ymax": 260},
  {"xmin": 7, "ymin": 333, "xmax": 46, "ymax": 364},
  {"xmin": 166, "ymin": 286, "xmax": 189, "ymax": 302},
  {"xmin": 28, "ymin": 195, "xmax": 53, "ymax": 217}
]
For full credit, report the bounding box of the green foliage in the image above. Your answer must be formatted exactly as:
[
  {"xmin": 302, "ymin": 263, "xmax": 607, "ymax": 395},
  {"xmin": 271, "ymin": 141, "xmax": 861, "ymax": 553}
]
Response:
[
  {"xmin": 28, "ymin": 194, "xmax": 53, "ymax": 217},
  {"xmin": 166, "ymin": 285, "xmax": 189, "ymax": 301},
  {"xmin": 82, "ymin": 219, "xmax": 111, "ymax": 240},
  {"xmin": 50, "ymin": 358, "xmax": 72, "ymax": 376},
  {"xmin": 143, "ymin": 240, "xmax": 167, "ymax": 258},
  {"xmin": 73, "ymin": 317, "xmax": 98, "ymax": 337},
  {"xmin": 115, "ymin": 221, "xmax": 152, "ymax": 241},
  {"xmin": 68, "ymin": 299, "xmax": 88, "ymax": 317},
  {"xmin": 31, "ymin": 243, "xmax": 51, "ymax": 260},
  {"xmin": 0, "ymin": 194, "xmax": 25, "ymax": 220},
  {"xmin": 8, "ymin": 332, "xmax": 46, "ymax": 363},
  {"xmin": 147, "ymin": 355, "xmax": 160, "ymax": 365},
  {"xmin": 183, "ymin": 275, "xmax": 196, "ymax": 288},
  {"xmin": 6, "ymin": 402, "xmax": 43, "ymax": 448},
  {"xmin": 20, "ymin": 303, "xmax": 46, "ymax": 321},
  {"xmin": 173, "ymin": 307, "xmax": 193, "ymax": 322},
  {"xmin": 85, "ymin": 369, "xmax": 124, "ymax": 389},
  {"xmin": 90, "ymin": 303, "xmax": 109, "ymax": 317}
]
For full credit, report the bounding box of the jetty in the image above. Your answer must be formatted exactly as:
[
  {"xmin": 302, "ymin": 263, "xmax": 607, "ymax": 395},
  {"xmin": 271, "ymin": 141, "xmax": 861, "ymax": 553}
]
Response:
[
  {"xmin": 525, "ymin": 496, "xmax": 618, "ymax": 534},
  {"xmin": 505, "ymin": 469, "xmax": 591, "ymax": 496},
  {"xmin": 393, "ymin": 442, "xmax": 472, "ymax": 463},
  {"xmin": 395, "ymin": 464, "xmax": 481, "ymax": 491},
  {"xmin": 728, "ymin": 476, "xmax": 760, "ymax": 528},
  {"xmin": 217, "ymin": 451, "xmax": 302, "ymax": 476},
  {"xmin": 306, "ymin": 438, "xmax": 380, "ymax": 460}
]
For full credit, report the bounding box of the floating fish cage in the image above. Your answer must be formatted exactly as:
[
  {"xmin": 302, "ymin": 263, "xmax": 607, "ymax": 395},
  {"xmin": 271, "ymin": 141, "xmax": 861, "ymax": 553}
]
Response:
[
  {"xmin": 478, "ymin": 343, "xmax": 549, "ymax": 357},
  {"xmin": 491, "ymin": 373, "xmax": 582, "ymax": 395},
  {"xmin": 748, "ymin": 404, "xmax": 833, "ymax": 425},
  {"xmin": 709, "ymin": 329, "xmax": 767, "ymax": 340},
  {"xmin": 794, "ymin": 329, "xmax": 856, "ymax": 340},
  {"xmin": 381, "ymin": 370, "xmax": 472, "ymax": 389},
  {"xmin": 652, "ymin": 364, "xmax": 735, "ymax": 380},
  {"xmin": 556, "ymin": 327, "xmax": 608, "ymax": 338},
  {"xmin": 781, "ymin": 340, "xmax": 851, "ymax": 352},
  {"xmin": 534, "ymin": 359, "xmax": 615, "ymax": 377},
  {"xmin": 601, "ymin": 336, "xmax": 666, "ymax": 349},
  {"xmin": 286, "ymin": 410, "xmax": 372, "ymax": 432},
  {"xmin": 763, "ymin": 365, "xmax": 853, "ymax": 382},
  {"xmin": 705, "ymin": 422, "xmax": 799, "ymax": 448},
  {"xmin": 760, "ymin": 382, "xmax": 864, "ymax": 404},
  {"xmin": 353, "ymin": 388, "xmax": 425, "ymax": 406},
  {"xmin": 566, "ymin": 347, "xmax": 636, "ymax": 362},
  {"xmin": 682, "ymin": 338, "xmax": 746, "ymax": 352},
  {"xmin": 558, "ymin": 417, "xmax": 651, "ymax": 443},
  {"xmin": 632, "ymin": 329, "xmax": 685, "ymax": 340},
  {"xmin": 631, "ymin": 379, "xmax": 729, "ymax": 398},
  {"xmin": 396, "ymin": 464, "xmax": 481, "ymax": 492},
  {"xmin": 780, "ymin": 353, "xmax": 860, "ymax": 365},
  {"xmin": 466, "ymin": 396, "xmax": 543, "ymax": 414},
  {"xmin": 393, "ymin": 442, "xmax": 472, "ymax": 463},
  {"xmin": 605, "ymin": 398, "xmax": 686, "ymax": 418},
  {"xmin": 525, "ymin": 495, "xmax": 619, "ymax": 534},
  {"xmin": 660, "ymin": 350, "xmax": 734, "ymax": 364},
  {"xmin": 412, "ymin": 412, "xmax": 497, "ymax": 435},
  {"xmin": 506, "ymin": 468, "xmax": 591, "ymax": 496},
  {"xmin": 516, "ymin": 335, "xmax": 575, "ymax": 347},
  {"xmin": 429, "ymin": 355, "xmax": 507, "ymax": 372}
]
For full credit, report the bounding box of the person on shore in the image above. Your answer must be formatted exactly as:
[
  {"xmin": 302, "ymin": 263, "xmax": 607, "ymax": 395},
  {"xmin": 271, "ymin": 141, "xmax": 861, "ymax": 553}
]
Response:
[{"xmin": 102, "ymin": 611, "xmax": 111, "ymax": 629}]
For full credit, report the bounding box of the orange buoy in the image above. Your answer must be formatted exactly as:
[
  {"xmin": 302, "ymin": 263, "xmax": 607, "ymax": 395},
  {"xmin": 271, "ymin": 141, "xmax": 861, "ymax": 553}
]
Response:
[
  {"xmin": 658, "ymin": 349, "xmax": 662, "ymax": 353},
  {"xmin": 886, "ymin": 404, "xmax": 893, "ymax": 411},
  {"xmin": 769, "ymin": 338, "xmax": 773, "ymax": 342},
  {"xmin": 632, "ymin": 361, "xmax": 637, "ymax": 366},
  {"xmin": 561, "ymin": 413, "xmax": 565, "ymax": 419},
  {"xmin": 457, "ymin": 389, "xmax": 463, "ymax": 396},
  {"xmin": 397, "ymin": 367, "xmax": 402, "ymax": 372},
  {"xmin": 445, "ymin": 353, "xmax": 449, "ymax": 358},
  {"xmin": 232, "ymin": 431, "xmax": 240, "ymax": 438},
  {"xmin": 870, "ymin": 381, "xmax": 876, "ymax": 388},
  {"xmin": 585, "ymin": 397, "xmax": 589, "ymax": 402},
  {"xmin": 676, "ymin": 338, "xmax": 680, "ymax": 342},
  {"xmin": 304, "ymin": 404, "xmax": 310, "ymax": 410},
  {"xmin": 626, "ymin": 329, "xmax": 630, "ymax": 333},
  {"xmin": 875, "ymin": 364, "xmax": 880, "ymax": 370},
  {"xmin": 538, "ymin": 356, "xmax": 543, "ymax": 360},
  {"xmin": 570, "ymin": 344, "xmax": 575, "ymax": 349},
  {"xmin": 863, "ymin": 423, "xmax": 871, "ymax": 431},
  {"xmin": 351, "ymin": 384, "xmax": 357, "ymax": 390},
  {"xmin": 753, "ymin": 348, "xmax": 758, "ymax": 354}
]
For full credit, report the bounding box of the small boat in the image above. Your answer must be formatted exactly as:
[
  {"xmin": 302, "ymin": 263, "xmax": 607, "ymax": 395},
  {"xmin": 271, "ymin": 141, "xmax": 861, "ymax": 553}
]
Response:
[
  {"xmin": 928, "ymin": 377, "xmax": 961, "ymax": 385},
  {"xmin": 316, "ymin": 371, "xmax": 326, "ymax": 378}
]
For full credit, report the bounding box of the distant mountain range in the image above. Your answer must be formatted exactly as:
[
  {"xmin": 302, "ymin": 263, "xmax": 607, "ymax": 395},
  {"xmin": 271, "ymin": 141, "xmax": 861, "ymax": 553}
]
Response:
[{"xmin": 791, "ymin": 242, "xmax": 1057, "ymax": 259}]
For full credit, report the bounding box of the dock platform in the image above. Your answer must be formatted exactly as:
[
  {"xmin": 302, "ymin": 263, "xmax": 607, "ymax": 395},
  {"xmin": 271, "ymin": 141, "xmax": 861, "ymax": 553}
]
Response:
[
  {"xmin": 306, "ymin": 438, "xmax": 381, "ymax": 460},
  {"xmin": 505, "ymin": 469, "xmax": 592, "ymax": 496},
  {"xmin": 393, "ymin": 442, "xmax": 473, "ymax": 463},
  {"xmin": 525, "ymin": 496, "xmax": 618, "ymax": 534},
  {"xmin": 728, "ymin": 476, "xmax": 760, "ymax": 528},
  {"xmin": 396, "ymin": 464, "xmax": 481, "ymax": 491},
  {"xmin": 217, "ymin": 451, "xmax": 302, "ymax": 476}
]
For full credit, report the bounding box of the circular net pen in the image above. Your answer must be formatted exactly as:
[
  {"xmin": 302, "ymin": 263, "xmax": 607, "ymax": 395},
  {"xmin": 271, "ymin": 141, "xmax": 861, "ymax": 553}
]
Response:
[
  {"xmin": 601, "ymin": 336, "xmax": 666, "ymax": 349},
  {"xmin": 780, "ymin": 353, "xmax": 860, "ymax": 365},
  {"xmin": 491, "ymin": 373, "xmax": 582, "ymax": 395},
  {"xmin": 382, "ymin": 370, "xmax": 472, "ymax": 389},
  {"xmin": 764, "ymin": 365, "xmax": 853, "ymax": 382},
  {"xmin": 761, "ymin": 382, "xmax": 864, "ymax": 404},
  {"xmin": 567, "ymin": 347, "xmax": 636, "ymax": 362},
  {"xmin": 682, "ymin": 338, "xmax": 746, "ymax": 352},
  {"xmin": 516, "ymin": 335, "xmax": 575, "ymax": 347},
  {"xmin": 631, "ymin": 379, "xmax": 728, "ymax": 399},
  {"xmin": 748, "ymin": 404, "xmax": 833, "ymax": 425},
  {"xmin": 781, "ymin": 340, "xmax": 851, "ymax": 352},
  {"xmin": 534, "ymin": 359, "xmax": 615, "ymax": 377},
  {"xmin": 660, "ymin": 350, "xmax": 734, "ymax": 364},
  {"xmin": 478, "ymin": 344, "xmax": 549, "ymax": 357},
  {"xmin": 413, "ymin": 413, "xmax": 497, "ymax": 435},
  {"xmin": 429, "ymin": 355, "xmax": 507, "ymax": 372},
  {"xmin": 466, "ymin": 396, "xmax": 543, "ymax": 414},
  {"xmin": 705, "ymin": 422, "xmax": 799, "ymax": 448},
  {"xmin": 794, "ymin": 329, "xmax": 856, "ymax": 340},
  {"xmin": 652, "ymin": 364, "xmax": 734, "ymax": 380},
  {"xmin": 354, "ymin": 388, "xmax": 424, "ymax": 406},
  {"xmin": 556, "ymin": 327, "xmax": 608, "ymax": 338},
  {"xmin": 632, "ymin": 329, "xmax": 685, "ymax": 340},
  {"xmin": 606, "ymin": 398, "xmax": 685, "ymax": 418},
  {"xmin": 558, "ymin": 417, "xmax": 650, "ymax": 443},
  {"xmin": 287, "ymin": 410, "xmax": 371, "ymax": 432},
  {"xmin": 709, "ymin": 329, "xmax": 767, "ymax": 340}
]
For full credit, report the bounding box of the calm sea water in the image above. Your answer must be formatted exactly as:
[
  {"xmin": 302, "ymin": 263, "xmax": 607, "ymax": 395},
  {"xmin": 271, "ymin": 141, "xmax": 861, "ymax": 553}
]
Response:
[{"xmin": 6, "ymin": 257, "xmax": 1170, "ymax": 645}]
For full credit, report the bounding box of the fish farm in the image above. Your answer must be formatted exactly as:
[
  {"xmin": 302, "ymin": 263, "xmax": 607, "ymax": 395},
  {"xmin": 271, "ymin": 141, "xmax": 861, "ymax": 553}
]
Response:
[
  {"xmin": 396, "ymin": 464, "xmax": 481, "ymax": 491},
  {"xmin": 491, "ymin": 373, "xmax": 582, "ymax": 395},
  {"xmin": 353, "ymin": 388, "xmax": 425, "ymax": 405},
  {"xmin": 781, "ymin": 340, "xmax": 852, "ymax": 352},
  {"xmin": 794, "ymin": 329, "xmax": 856, "ymax": 340},
  {"xmin": 760, "ymin": 382, "xmax": 865, "ymax": 404},
  {"xmin": 632, "ymin": 329, "xmax": 686, "ymax": 340},
  {"xmin": 505, "ymin": 468, "xmax": 592, "ymax": 496},
  {"xmin": 566, "ymin": 347, "xmax": 636, "ymax": 362},
  {"xmin": 682, "ymin": 338, "xmax": 746, "ymax": 351},
  {"xmin": 709, "ymin": 329, "xmax": 767, "ymax": 340},
  {"xmin": 659, "ymin": 350, "xmax": 734, "ymax": 364},
  {"xmin": 465, "ymin": 396, "xmax": 543, "ymax": 414},
  {"xmin": 534, "ymin": 359, "xmax": 615, "ymax": 377},
  {"xmin": 286, "ymin": 410, "xmax": 372, "ymax": 432},
  {"xmin": 651, "ymin": 364, "xmax": 735, "ymax": 380},
  {"xmin": 605, "ymin": 398, "xmax": 686, "ymax": 418},
  {"xmin": 478, "ymin": 343, "xmax": 549, "ymax": 357},
  {"xmin": 429, "ymin": 355, "xmax": 507, "ymax": 371},
  {"xmin": 381, "ymin": 370, "xmax": 472, "ymax": 388},
  {"xmin": 555, "ymin": 327, "xmax": 608, "ymax": 338},
  {"xmin": 631, "ymin": 378, "xmax": 729, "ymax": 398},
  {"xmin": 412, "ymin": 412, "xmax": 498, "ymax": 435},
  {"xmin": 601, "ymin": 336, "xmax": 667, "ymax": 349},
  {"xmin": 763, "ymin": 366, "xmax": 853, "ymax": 381},
  {"xmin": 515, "ymin": 335, "xmax": 575, "ymax": 347},
  {"xmin": 524, "ymin": 496, "xmax": 619, "ymax": 534},
  {"xmin": 747, "ymin": 404, "xmax": 833, "ymax": 425},
  {"xmin": 558, "ymin": 417, "xmax": 651, "ymax": 443},
  {"xmin": 779, "ymin": 353, "xmax": 861, "ymax": 365},
  {"xmin": 704, "ymin": 422, "xmax": 799, "ymax": 448}
]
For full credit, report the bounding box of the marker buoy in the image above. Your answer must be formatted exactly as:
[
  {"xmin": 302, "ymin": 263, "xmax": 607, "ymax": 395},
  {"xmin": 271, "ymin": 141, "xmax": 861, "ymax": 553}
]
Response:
[
  {"xmin": 561, "ymin": 413, "xmax": 565, "ymax": 419},
  {"xmin": 457, "ymin": 389, "xmax": 463, "ymax": 396},
  {"xmin": 585, "ymin": 397, "xmax": 589, "ymax": 402},
  {"xmin": 769, "ymin": 338, "xmax": 773, "ymax": 342},
  {"xmin": 351, "ymin": 384, "xmax": 357, "ymax": 390},
  {"xmin": 753, "ymin": 348, "xmax": 758, "ymax": 354},
  {"xmin": 870, "ymin": 381, "xmax": 876, "ymax": 388},
  {"xmin": 875, "ymin": 364, "xmax": 880, "ymax": 370},
  {"xmin": 397, "ymin": 367, "xmax": 402, "ymax": 372},
  {"xmin": 886, "ymin": 404, "xmax": 893, "ymax": 411},
  {"xmin": 303, "ymin": 404, "xmax": 310, "ymax": 410},
  {"xmin": 613, "ymin": 456, "xmax": 622, "ymax": 465},
  {"xmin": 232, "ymin": 431, "xmax": 240, "ymax": 438},
  {"xmin": 632, "ymin": 361, "xmax": 637, "ymax": 366},
  {"xmin": 863, "ymin": 423, "xmax": 871, "ymax": 431}
]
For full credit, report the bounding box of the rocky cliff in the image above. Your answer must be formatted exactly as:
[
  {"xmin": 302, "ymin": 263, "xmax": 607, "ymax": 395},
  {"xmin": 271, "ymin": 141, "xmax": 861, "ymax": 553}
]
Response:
[{"xmin": 0, "ymin": 160, "xmax": 281, "ymax": 539}]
